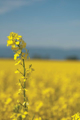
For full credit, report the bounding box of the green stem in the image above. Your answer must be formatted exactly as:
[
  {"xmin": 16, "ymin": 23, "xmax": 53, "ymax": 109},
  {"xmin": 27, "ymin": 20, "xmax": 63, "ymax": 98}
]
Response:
[{"xmin": 23, "ymin": 59, "xmax": 26, "ymax": 102}]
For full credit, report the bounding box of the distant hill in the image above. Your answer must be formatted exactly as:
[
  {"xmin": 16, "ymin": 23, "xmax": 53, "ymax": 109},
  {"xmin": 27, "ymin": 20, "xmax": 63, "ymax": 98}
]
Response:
[{"xmin": 0, "ymin": 45, "xmax": 80, "ymax": 60}]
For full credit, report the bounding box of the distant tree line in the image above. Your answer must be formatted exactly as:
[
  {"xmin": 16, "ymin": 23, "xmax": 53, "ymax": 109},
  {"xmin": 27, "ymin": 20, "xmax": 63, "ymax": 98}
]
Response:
[
  {"xmin": 32, "ymin": 54, "xmax": 50, "ymax": 59},
  {"xmin": 66, "ymin": 56, "xmax": 79, "ymax": 60},
  {"xmin": 32, "ymin": 54, "xmax": 79, "ymax": 60}
]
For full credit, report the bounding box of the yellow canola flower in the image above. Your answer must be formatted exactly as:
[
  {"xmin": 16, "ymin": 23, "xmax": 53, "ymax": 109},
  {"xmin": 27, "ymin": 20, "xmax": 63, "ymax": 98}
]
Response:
[
  {"xmin": 24, "ymin": 78, "xmax": 26, "ymax": 82},
  {"xmin": 17, "ymin": 82, "xmax": 21, "ymax": 86},
  {"xmin": 17, "ymin": 100, "xmax": 20, "ymax": 103},
  {"xmin": 35, "ymin": 101, "xmax": 43, "ymax": 112},
  {"xmin": 9, "ymin": 32, "xmax": 22, "ymax": 40},
  {"xmin": 7, "ymin": 36, "xmax": 13, "ymax": 40},
  {"xmin": 24, "ymin": 111, "xmax": 28, "ymax": 115},
  {"xmin": 61, "ymin": 117, "xmax": 67, "ymax": 120},
  {"xmin": 14, "ymin": 53, "xmax": 19, "ymax": 60},
  {"xmin": 7, "ymin": 32, "xmax": 22, "ymax": 47},
  {"xmin": 34, "ymin": 117, "xmax": 41, "ymax": 120},
  {"xmin": 15, "ymin": 41, "xmax": 20, "ymax": 45},
  {"xmin": 23, "ymin": 102, "xmax": 29, "ymax": 106},
  {"xmin": 7, "ymin": 40, "xmax": 14, "ymax": 46},
  {"xmin": 24, "ymin": 88, "xmax": 28, "ymax": 92},
  {"xmin": 11, "ymin": 44, "xmax": 16, "ymax": 48},
  {"xmin": 16, "ymin": 35, "xmax": 22, "ymax": 40},
  {"xmin": 18, "ymin": 35, "xmax": 22, "ymax": 38},
  {"xmin": 18, "ymin": 89, "xmax": 22, "ymax": 94},
  {"xmin": 22, "ymin": 88, "xmax": 28, "ymax": 92},
  {"xmin": 5, "ymin": 98, "xmax": 12, "ymax": 105},
  {"xmin": 15, "ymin": 60, "xmax": 22, "ymax": 65},
  {"xmin": 15, "ymin": 58, "xmax": 21, "ymax": 63},
  {"xmin": 72, "ymin": 113, "xmax": 80, "ymax": 120},
  {"xmin": 22, "ymin": 115, "xmax": 26, "ymax": 118},
  {"xmin": 10, "ymin": 32, "xmax": 15, "ymax": 36},
  {"xmin": 15, "ymin": 70, "xmax": 19, "ymax": 73},
  {"xmin": 21, "ymin": 76, "xmax": 27, "ymax": 79}
]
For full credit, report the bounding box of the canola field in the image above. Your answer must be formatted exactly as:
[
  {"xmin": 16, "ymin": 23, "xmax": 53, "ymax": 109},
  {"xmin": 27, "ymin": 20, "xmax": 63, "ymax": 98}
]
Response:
[{"xmin": 0, "ymin": 59, "xmax": 80, "ymax": 120}]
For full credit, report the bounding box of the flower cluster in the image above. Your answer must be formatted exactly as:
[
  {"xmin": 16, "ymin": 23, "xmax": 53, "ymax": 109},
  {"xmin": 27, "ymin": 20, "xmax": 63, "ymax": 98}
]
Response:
[
  {"xmin": 7, "ymin": 32, "xmax": 28, "ymax": 61},
  {"xmin": 72, "ymin": 113, "xmax": 80, "ymax": 120}
]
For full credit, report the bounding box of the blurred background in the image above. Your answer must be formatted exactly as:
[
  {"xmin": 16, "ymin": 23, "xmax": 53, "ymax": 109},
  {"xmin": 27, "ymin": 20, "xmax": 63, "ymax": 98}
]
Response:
[
  {"xmin": 1, "ymin": 1, "xmax": 80, "ymax": 120},
  {"xmin": 0, "ymin": 0, "xmax": 80, "ymax": 59}
]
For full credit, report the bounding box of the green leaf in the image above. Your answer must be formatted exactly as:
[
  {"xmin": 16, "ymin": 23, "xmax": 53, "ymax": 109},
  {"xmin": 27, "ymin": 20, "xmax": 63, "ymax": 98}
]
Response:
[{"xmin": 29, "ymin": 64, "xmax": 32, "ymax": 68}]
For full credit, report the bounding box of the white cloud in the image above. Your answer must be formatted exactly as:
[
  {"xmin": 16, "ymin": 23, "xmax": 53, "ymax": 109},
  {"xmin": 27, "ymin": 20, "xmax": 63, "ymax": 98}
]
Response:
[{"xmin": 0, "ymin": 0, "xmax": 43, "ymax": 15}]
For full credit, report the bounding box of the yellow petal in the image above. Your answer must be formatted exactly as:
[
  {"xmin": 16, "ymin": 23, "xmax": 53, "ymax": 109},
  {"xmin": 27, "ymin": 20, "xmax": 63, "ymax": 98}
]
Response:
[
  {"xmin": 7, "ymin": 36, "xmax": 13, "ymax": 40},
  {"xmin": 17, "ymin": 37, "xmax": 20, "ymax": 40},
  {"xmin": 24, "ymin": 111, "xmax": 28, "ymax": 115},
  {"xmin": 15, "ymin": 70, "xmax": 19, "ymax": 73},
  {"xmin": 16, "ymin": 41, "xmax": 20, "ymax": 45},
  {"xmin": 22, "ymin": 115, "xmax": 25, "ymax": 118},
  {"xmin": 14, "ymin": 53, "xmax": 19, "ymax": 60},
  {"xmin": 24, "ymin": 79, "xmax": 26, "ymax": 82},
  {"xmin": 6, "ymin": 44, "xmax": 9, "ymax": 46},
  {"xmin": 15, "ymin": 60, "xmax": 21, "ymax": 65},
  {"xmin": 17, "ymin": 100, "xmax": 20, "ymax": 103},
  {"xmin": 5, "ymin": 98, "xmax": 12, "ymax": 104},
  {"xmin": 24, "ymin": 88, "xmax": 28, "ymax": 91},
  {"xmin": 18, "ymin": 35, "xmax": 22, "ymax": 38},
  {"xmin": 7, "ymin": 40, "xmax": 14, "ymax": 46},
  {"xmin": 10, "ymin": 32, "xmax": 14, "ymax": 36}
]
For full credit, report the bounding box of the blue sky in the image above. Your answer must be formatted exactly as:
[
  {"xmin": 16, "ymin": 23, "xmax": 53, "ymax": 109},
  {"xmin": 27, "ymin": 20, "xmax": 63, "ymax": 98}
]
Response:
[{"xmin": 0, "ymin": 0, "xmax": 80, "ymax": 49}]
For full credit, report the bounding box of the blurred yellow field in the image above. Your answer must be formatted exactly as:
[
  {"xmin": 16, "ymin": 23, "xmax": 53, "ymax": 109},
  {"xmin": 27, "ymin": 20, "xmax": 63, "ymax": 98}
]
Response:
[{"xmin": 0, "ymin": 59, "xmax": 80, "ymax": 120}]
